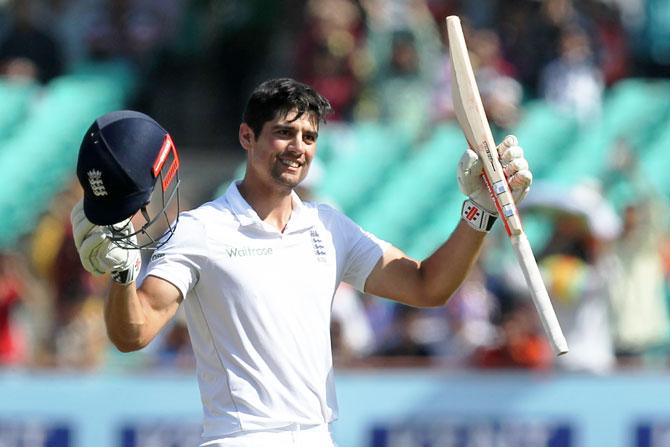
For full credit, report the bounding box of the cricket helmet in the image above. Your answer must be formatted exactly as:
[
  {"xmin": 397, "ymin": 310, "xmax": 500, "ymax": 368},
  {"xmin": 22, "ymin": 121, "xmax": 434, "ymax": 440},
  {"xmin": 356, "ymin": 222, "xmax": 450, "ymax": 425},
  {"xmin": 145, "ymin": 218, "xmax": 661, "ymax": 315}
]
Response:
[{"xmin": 76, "ymin": 110, "xmax": 181, "ymax": 249}]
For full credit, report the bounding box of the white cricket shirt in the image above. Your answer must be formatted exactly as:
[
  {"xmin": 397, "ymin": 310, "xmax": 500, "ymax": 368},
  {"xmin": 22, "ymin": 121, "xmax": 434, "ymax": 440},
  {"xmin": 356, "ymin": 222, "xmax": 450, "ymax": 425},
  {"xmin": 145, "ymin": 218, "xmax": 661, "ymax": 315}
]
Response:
[{"xmin": 143, "ymin": 181, "xmax": 388, "ymax": 438}]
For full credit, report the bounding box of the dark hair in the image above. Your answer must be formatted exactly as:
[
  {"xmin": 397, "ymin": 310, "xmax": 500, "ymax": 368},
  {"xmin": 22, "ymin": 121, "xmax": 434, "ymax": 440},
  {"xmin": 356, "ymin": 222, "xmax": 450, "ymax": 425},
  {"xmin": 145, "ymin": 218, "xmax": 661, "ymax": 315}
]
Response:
[{"xmin": 242, "ymin": 78, "xmax": 332, "ymax": 137}]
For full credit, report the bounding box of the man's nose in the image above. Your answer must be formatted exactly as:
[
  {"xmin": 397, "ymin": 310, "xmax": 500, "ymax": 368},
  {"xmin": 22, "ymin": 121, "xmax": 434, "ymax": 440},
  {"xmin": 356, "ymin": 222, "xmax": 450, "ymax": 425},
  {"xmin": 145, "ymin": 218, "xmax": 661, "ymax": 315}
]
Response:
[{"xmin": 288, "ymin": 133, "xmax": 306, "ymax": 154}]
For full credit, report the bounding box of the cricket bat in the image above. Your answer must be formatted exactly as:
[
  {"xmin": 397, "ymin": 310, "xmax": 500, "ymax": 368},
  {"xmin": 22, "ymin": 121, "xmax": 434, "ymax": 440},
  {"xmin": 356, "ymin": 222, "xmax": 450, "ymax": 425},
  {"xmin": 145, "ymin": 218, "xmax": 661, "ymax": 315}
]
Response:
[{"xmin": 447, "ymin": 15, "xmax": 569, "ymax": 355}]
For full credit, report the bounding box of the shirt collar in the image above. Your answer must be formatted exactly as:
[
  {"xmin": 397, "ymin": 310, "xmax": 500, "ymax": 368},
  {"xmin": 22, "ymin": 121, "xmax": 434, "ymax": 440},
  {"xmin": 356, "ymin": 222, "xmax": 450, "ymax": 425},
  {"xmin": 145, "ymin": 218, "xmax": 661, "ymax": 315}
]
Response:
[{"xmin": 224, "ymin": 181, "xmax": 316, "ymax": 234}]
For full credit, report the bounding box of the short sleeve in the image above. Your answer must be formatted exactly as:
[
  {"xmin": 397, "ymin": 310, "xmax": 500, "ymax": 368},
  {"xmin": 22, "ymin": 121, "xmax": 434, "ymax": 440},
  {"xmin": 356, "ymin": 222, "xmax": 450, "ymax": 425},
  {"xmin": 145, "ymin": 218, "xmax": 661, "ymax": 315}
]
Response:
[
  {"xmin": 140, "ymin": 212, "xmax": 209, "ymax": 299},
  {"xmin": 322, "ymin": 205, "xmax": 390, "ymax": 292}
]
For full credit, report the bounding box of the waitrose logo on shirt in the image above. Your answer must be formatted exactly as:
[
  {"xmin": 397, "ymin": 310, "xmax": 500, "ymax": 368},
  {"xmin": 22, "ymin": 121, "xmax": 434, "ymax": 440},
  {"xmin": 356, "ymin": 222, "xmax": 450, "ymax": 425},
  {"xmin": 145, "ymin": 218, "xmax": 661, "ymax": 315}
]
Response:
[{"xmin": 225, "ymin": 246, "xmax": 273, "ymax": 257}]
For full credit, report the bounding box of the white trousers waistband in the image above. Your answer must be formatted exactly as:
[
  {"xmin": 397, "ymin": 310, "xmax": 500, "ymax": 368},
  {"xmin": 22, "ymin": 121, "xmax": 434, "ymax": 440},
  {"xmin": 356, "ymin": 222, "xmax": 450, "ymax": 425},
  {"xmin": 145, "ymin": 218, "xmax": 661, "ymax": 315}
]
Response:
[{"xmin": 200, "ymin": 424, "xmax": 335, "ymax": 447}]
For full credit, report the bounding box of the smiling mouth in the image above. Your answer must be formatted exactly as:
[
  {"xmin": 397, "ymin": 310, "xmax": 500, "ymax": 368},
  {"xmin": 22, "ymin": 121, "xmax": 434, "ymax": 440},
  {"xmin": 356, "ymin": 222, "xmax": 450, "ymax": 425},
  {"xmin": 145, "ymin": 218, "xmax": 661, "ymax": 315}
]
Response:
[{"xmin": 279, "ymin": 158, "xmax": 302, "ymax": 169}]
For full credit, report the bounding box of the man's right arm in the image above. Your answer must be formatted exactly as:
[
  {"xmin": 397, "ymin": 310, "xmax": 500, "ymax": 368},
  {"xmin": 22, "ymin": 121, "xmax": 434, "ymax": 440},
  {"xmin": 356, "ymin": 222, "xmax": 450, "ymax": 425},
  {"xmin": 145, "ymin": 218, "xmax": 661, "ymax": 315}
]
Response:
[
  {"xmin": 71, "ymin": 199, "xmax": 184, "ymax": 352},
  {"xmin": 105, "ymin": 276, "xmax": 182, "ymax": 352}
]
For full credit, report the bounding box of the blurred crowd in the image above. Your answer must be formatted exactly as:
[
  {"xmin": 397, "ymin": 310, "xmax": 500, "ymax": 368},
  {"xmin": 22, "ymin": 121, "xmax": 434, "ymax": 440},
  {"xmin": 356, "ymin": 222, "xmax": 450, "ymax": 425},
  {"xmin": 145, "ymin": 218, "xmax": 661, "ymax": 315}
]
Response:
[{"xmin": 1, "ymin": 0, "xmax": 670, "ymax": 374}]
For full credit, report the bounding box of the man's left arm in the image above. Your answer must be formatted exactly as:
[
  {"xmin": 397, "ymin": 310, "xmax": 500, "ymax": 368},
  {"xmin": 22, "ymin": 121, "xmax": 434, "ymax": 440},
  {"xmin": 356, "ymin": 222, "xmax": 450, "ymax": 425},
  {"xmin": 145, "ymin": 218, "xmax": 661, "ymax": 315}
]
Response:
[
  {"xmin": 364, "ymin": 135, "xmax": 532, "ymax": 307},
  {"xmin": 364, "ymin": 220, "xmax": 485, "ymax": 307}
]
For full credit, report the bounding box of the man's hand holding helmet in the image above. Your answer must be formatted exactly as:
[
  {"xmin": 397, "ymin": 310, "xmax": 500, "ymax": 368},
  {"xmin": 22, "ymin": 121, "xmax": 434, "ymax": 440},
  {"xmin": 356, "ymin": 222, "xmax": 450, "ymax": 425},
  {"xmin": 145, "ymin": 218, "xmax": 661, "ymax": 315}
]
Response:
[{"xmin": 71, "ymin": 200, "xmax": 141, "ymax": 284}]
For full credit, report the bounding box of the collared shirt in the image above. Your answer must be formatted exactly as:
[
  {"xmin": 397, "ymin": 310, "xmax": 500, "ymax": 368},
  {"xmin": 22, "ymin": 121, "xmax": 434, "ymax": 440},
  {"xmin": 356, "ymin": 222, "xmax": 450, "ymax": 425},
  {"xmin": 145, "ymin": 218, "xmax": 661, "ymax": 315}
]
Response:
[{"xmin": 143, "ymin": 181, "xmax": 388, "ymax": 438}]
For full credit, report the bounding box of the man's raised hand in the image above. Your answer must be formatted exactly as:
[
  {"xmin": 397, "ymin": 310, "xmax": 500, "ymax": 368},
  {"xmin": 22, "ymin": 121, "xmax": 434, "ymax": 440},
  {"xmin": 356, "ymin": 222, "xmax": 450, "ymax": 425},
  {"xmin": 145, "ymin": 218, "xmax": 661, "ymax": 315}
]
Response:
[
  {"xmin": 71, "ymin": 200, "xmax": 141, "ymax": 284},
  {"xmin": 457, "ymin": 134, "xmax": 533, "ymax": 214}
]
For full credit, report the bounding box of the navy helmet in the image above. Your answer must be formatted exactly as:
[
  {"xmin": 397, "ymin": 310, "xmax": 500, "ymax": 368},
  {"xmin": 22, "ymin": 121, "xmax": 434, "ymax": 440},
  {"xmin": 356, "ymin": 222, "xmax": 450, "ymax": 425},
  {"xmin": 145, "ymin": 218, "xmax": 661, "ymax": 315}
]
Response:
[{"xmin": 76, "ymin": 110, "xmax": 180, "ymax": 249}]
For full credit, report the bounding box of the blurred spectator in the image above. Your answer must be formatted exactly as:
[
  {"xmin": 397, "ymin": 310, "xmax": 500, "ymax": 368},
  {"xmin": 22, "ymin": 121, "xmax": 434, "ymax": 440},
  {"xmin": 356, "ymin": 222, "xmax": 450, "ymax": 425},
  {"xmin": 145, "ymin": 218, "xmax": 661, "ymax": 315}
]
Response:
[
  {"xmin": 37, "ymin": 221, "xmax": 107, "ymax": 370},
  {"xmin": 586, "ymin": 1, "xmax": 632, "ymax": 86},
  {"xmin": 498, "ymin": 0, "xmax": 595, "ymax": 95},
  {"xmin": 469, "ymin": 27, "xmax": 523, "ymax": 132},
  {"xmin": 602, "ymin": 142, "xmax": 670, "ymax": 368},
  {"xmin": 294, "ymin": 0, "xmax": 367, "ymax": 121},
  {"xmin": 37, "ymin": 0, "xmax": 112, "ymax": 70},
  {"xmin": 541, "ymin": 249, "xmax": 614, "ymax": 373},
  {"xmin": 302, "ymin": 42, "xmax": 360, "ymax": 121},
  {"xmin": 0, "ymin": 252, "xmax": 26, "ymax": 366},
  {"xmin": 331, "ymin": 283, "xmax": 376, "ymax": 366},
  {"xmin": 358, "ymin": 292, "xmax": 397, "ymax": 354},
  {"xmin": 84, "ymin": 0, "xmax": 183, "ymax": 68},
  {"xmin": 29, "ymin": 179, "xmax": 81, "ymax": 280},
  {"xmin": 372, "ymin": 304, "xmax": 435, "ymax": 363},
  {"xmin": 29, "ymin": 179, "xmax": 108, "ymax": 370},
  {"xmin": 460, "ymin": 242, "xmax": 553, "ymax": 370},
  {"xmin": 472, "ymin": 301, "xmax": 553, "ymax": 370},
  {"xmin": 539, "ymin": 25, "xmax": 605, "ymax": 123},
  {"xmin": 435, "ymin": 265, "xmax": 499, "ymax": 366},
  {"xmin": 356, "ymin": 0, "xmax": 442, "ymax": 137},
  {"xmin": 606, "ymin": 198, "xmax": 670, "ymax": 367},
  {"xmin": 531, "ymin": 182, "xmax": 619, "ymax": 373},
  {"xmin": 200, "ymin": 0, "xmax": 284, "ymax": 125},
  {"xmin": 0, "ymin": 0, "xmax": 64, "ymax": 83}
]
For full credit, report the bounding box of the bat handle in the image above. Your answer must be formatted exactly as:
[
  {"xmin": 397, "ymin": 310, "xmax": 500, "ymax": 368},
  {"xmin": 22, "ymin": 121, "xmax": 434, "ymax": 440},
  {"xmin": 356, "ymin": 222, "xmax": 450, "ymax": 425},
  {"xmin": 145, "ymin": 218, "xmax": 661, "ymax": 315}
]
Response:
[{"xmin": 511, "ymin": 233, "xmax": 569, "ymax": 356}]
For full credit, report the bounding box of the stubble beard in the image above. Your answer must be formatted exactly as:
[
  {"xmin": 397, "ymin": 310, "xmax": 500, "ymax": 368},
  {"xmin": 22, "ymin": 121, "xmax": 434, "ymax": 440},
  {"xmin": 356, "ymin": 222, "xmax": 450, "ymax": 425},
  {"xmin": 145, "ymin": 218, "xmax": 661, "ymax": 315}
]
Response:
[{"xmin": 271, "ymin": 161, "xmax": 309, "ymax": 190}]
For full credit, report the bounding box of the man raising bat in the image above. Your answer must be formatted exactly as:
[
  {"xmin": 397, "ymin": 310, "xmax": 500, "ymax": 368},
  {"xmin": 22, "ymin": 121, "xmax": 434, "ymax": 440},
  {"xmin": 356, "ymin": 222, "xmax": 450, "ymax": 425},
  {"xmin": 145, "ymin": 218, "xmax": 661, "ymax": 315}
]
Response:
[{"xmin": 70, "ymin": 78, "xmax": 532, "ymax": 446}]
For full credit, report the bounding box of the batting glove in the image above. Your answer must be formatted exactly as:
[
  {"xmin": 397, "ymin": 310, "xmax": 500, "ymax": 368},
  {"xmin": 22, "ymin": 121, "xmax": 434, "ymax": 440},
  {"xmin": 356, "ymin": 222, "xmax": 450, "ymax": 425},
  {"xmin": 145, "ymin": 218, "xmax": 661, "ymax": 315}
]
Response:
[
  {"xmin": 457, "ymin": 135, "xmax": 532, "ymax": 231},
  {"xmin": 71, "ymin": 200, "xmax": 141, "ymax": 284}
]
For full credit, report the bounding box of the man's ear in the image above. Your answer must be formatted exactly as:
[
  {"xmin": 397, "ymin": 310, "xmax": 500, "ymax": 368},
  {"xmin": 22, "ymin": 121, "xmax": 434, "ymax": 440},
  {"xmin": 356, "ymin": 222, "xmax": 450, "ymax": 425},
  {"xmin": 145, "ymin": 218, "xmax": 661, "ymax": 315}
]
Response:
[{"xmin": 239, "ymin": 123, "xmax": 255, "ymax": 150}]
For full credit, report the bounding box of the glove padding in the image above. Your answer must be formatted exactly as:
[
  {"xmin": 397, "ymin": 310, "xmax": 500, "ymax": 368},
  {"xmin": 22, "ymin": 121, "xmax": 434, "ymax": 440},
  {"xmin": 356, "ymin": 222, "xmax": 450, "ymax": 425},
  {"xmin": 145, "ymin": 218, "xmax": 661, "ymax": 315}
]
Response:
[
  {"xmin": 457, "ymin": 135, "xmax": 532, "ymax": 214},
  {"xmin": 71, "ymin": 200, "xmax": 140, "ymax": 284}
]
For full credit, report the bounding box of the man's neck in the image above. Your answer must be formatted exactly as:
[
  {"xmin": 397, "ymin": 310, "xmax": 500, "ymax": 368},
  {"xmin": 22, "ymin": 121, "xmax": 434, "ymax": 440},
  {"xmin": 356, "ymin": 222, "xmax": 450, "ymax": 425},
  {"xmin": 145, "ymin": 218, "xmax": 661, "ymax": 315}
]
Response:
[{"xmin": 237, "ymin": 179, "xmax": 293, "ymax": 232}]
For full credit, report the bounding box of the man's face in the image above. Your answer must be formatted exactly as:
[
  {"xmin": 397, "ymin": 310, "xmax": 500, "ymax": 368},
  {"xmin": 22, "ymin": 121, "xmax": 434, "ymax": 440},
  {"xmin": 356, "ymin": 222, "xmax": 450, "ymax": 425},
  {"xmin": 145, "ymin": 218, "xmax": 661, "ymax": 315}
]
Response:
[{"xmin": 240, "ymin": 109, "xmax": 319, "ymax": 191}]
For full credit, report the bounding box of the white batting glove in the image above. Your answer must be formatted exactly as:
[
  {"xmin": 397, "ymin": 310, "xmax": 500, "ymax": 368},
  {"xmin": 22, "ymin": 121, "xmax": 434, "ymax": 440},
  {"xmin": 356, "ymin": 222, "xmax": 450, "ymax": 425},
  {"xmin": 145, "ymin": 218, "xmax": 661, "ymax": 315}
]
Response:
[
  {"xmin": 71, "ymin": 200, "xmax": 141, "ymax": 284},
  {"xmin": 457, "ymin": 135, "xmax": 532, "ymax": 231}
]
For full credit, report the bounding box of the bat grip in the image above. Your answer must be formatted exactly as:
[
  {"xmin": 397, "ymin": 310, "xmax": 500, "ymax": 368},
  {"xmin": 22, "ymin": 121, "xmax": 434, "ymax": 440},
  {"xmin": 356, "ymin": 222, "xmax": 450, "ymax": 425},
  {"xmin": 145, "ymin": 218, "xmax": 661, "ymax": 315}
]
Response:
[
  {"xmin": 480, "ymin": 171, "xmax": 522, "ymax": 237},
  {"xmin": 511, "ymin": 233, "xmax": 569, "ymax": 356}
]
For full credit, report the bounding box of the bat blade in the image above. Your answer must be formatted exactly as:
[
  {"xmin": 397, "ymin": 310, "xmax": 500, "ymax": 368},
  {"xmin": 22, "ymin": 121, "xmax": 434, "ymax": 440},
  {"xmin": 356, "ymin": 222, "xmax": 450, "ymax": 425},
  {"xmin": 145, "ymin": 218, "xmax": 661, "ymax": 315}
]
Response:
[
  {"xmin": 448, "ymin": 27, "xmax": 489, "ymax": 155},
  {"xmin": 447, "ymin": 15, "xmax": 521, "ymax": 236},
  {"xmin": 447, "ymin": 15, "xmax": 568, "ymax": 356}
]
